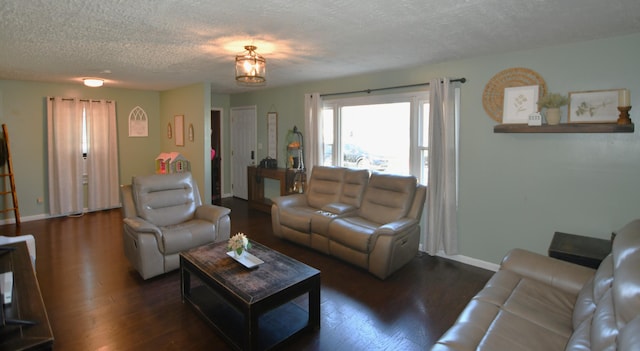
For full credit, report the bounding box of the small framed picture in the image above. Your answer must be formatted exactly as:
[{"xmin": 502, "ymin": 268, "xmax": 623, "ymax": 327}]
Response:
[
  {"xmin": 502, "ymin": 85, "xmax": 539, "ymax": 124},
  {"xmin": 568, "ymin": 90, "xmax": 619, "ymax": 123},
  {"xmin": 174, "ymin": 115, "xmax": 184, "ymax": 146}
]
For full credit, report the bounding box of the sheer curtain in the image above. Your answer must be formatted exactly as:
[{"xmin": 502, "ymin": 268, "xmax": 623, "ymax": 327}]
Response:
[
  {"xmin": 304, "ymin": 93, "xmax": 323, "ymax": 175},
  {"xmin": 425, "ymin": 78, "xmax": 459, "ymax": 255},
  {"xmin": 47, "ymin": 97, "xmax": 119, "ymax": 216},
  {"xmin": 47, "ymin": 97, "xmax": 84, "ymax": 216},
  {"xmin": 86, "ymin": 100, "xmax": 119, "ymax": 211}
]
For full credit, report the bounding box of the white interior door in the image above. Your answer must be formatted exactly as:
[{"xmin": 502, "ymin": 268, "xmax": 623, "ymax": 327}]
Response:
[{"xmin": 230, "ymin": 106, "xmax": 257, "ymax": 200}]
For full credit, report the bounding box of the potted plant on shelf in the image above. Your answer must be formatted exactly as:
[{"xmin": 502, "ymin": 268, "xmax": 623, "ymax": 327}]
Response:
[{"xmin": 537, "ymin": 93, "xmax": 569, "ymax": 125}]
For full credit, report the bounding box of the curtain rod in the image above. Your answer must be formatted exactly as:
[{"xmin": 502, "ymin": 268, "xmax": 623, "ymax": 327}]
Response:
[
  {"xmin": 48, "ymin": 97, "xmax": 114, "ymax": 103},
  {"xmin": 319, "ymin": 77, "xmax": 466, "ymax": 98}
]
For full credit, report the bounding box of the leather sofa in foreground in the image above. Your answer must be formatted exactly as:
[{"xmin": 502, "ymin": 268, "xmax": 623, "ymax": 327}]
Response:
[
  {"xmin": 432, "ymin": 219, "xmax": 640, "ymax": 351},
  {"xmin": 271, "ymin": 166, "xmax": 426, "ymax": 279}
]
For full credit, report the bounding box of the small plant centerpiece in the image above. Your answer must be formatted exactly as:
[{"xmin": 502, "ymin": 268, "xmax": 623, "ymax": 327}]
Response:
[
  {"xmin": 537, "ymin": 93, "xmax": 569, "ymax": 125},
  {"xmin": 228, "ymin": 232, "xmax": 251, "ymax": 257}
]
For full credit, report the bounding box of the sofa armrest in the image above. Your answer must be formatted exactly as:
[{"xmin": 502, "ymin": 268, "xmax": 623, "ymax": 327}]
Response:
[
  {"xmin": 272, "ymin": 194, "xmax": 307, "ymax": 208},
  {"xmin": 195, "ymin": 205, "xmax": 231, "ymax": 241},
  {"xmin": 321, "ymin": 202, "xmax": 357, "ymax": 215},
  {"xmin": 123, "ymin": 217, "xmax": 161, "ymax": 236},
  {"xmin": 501, "ymin": 248, "xmax": 595, "ymax": 295},
  {"xmin": 195, "ymin": 204, "xmax": 231, "ymax": 222},
  {"xmin": 374, "ymin": 218, "xmax": 417, "ymax": 236}
]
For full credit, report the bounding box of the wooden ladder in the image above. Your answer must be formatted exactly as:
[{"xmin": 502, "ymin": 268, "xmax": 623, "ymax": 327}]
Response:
[{"xmin": 1, "ymin": 124, "xmax": 20, "ymax": 225}]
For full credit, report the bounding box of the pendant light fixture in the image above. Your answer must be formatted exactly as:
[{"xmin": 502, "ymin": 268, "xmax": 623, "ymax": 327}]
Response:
[
  {"xmin": 235, "ymin": 45, "xmax": 266, "ymax": 85},
  {"xmin": 83, "ymin": 78, "xmax": 104, "ymax": 87}
]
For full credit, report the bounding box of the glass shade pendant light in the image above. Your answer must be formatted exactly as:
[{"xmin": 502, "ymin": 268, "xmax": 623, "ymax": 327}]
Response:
[
  {"xmin": 235, "ymin": 45, "xmax": 266, "ymax": 85},
  {"xmin": 83, "ymin": 78, "xmax": 104, "ymax": 87}
]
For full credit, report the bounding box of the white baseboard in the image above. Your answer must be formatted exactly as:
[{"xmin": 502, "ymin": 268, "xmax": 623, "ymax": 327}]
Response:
[
  {"xmin": 419, "ymin": 244, "xmax": 499, "ymax": 272},
  {"xmin": 435, "ymin": 251, "xmax": 500, "ymax": 272},
  {"xmin": 0, "ymin": 205, "xmax": 123, "ymax": 225},
  {"xmin": 0, "ymin": 213, "xmax": 48, "ymax": 225}
]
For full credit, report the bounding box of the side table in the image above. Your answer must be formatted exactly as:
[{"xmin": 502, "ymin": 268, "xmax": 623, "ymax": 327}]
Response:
[{"xmin": 548, "ymin": 231, "xmax": 612, "ymax": 269}]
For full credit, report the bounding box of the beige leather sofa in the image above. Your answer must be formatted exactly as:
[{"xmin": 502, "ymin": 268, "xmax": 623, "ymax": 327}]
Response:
[
  {"xmin": 121, "ymin": 172, "xmax": 231, "ymax": 279},
  {"xmin": 432, "ymin": 219, "xmax": 640, "ymax": 351},
  {"xmin": 271, "ymin": 166, "xmax": 426, "ymax": 279}
]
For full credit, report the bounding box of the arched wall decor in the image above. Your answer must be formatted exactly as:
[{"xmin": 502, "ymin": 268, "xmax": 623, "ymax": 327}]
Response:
[{"xmin": 128, "ymin": 106, "xmax": 148, "ymax": 137}]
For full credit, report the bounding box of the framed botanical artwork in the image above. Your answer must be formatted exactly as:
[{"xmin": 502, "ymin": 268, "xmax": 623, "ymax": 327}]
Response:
[
  {"xmin": 174, "ymin": 115, "xmax": 184, "ymax": 146},
  {"xmin": 267, "ymin": 112, "xmax": 277, "ymax": 159},
  {"xmin": 502, "ymin": 85, "xmax": 539, "ymax": 124},
  {"xmin": 568, "ymin": 90, "xmax": 619, "ymax": 123}
]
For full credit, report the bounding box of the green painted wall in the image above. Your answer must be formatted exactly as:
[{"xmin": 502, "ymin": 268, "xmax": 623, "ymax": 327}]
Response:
[
  {"xmin": 0, "ymin": 80, "xmax": 160, "ymax": 220},
  {"xmin": 230, "ymin": 33, "xmax": 640, "ymax": 264},
  {"xmin": 160, "ymin": 83, "xmax": 211, "ymax": 202}
]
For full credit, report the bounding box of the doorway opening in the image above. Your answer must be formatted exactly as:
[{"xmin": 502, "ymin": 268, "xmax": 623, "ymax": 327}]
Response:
[{"xmin": 211, "ymin": 109, "xmax": 222, "ymax": 204}]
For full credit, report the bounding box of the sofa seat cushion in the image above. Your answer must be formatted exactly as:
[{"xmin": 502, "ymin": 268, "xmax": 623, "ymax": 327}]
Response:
[
  {"xmin": 279, "ymin": 206, "xmax": 317, "ymax": 233},
  {"xmin": 159, "ymin": 219, "xmax": 215, "ymax": 255},
  {"xmin": 328, "ymin": 216, "xmax": 380, "ymax": 252},
  {"xmin": 435, "ymin": 270, "xmax": 577, "ymax": 351},
  {"xmin": 482, "ymin": 270, "xmax": 575, "ymax": 335}
]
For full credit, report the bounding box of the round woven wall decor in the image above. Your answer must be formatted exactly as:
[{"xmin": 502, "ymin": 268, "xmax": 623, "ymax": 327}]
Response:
[{"xmin": 482, "ymin": 67, "xmax": 547, "ymax": 123}]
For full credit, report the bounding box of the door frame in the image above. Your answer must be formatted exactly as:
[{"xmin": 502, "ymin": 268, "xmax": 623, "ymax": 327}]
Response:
[
  {"xmin": 211, "ymin": 107, "xmax": 224, "ymax": 202},
  {"xmin": 230, "ymin": 105, "xmax": 257, "ymax": 199}
]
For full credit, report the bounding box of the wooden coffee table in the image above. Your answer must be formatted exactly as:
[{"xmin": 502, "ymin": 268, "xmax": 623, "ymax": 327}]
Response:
[{"xmin": 180, "ymin": 241, "xmax": 320, "ymax": 350}]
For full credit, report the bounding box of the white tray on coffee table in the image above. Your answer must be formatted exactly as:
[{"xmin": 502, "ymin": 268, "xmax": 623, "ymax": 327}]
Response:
[{"xmin": 226, "ymin": 251, "xmax": 264, "ymax": 268}]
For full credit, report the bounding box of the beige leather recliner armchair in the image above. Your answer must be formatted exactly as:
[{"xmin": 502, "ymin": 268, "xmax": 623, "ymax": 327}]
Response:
[{"xmin": 121, "ymin": 172, "xmax": 231, "ymax": 280}]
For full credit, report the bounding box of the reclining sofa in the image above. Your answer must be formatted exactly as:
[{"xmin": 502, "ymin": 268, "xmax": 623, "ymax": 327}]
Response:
[
  {"xmin": 432, "ymin": 218, "xmax": 640, "ymax": 350},
  {"xmin": 121, "ymin": 172, "xmax": 231, "ymax": 279},
  {"xmin": 271, "ymin": 166, "xmax": 426, "ymax": 279}
]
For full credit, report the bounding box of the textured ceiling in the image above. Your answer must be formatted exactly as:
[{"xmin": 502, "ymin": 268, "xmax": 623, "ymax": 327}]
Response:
[{"xmin": 1, "ymin": 0, "xmax": 640, "ymax": 93}]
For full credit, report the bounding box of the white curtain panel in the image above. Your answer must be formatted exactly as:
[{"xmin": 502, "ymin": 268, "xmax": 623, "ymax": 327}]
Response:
[
  {"xmin": 86, "ymin": 100, "xmax": 120, "ymax": 211},
  {"xmin": 47, "ymin": 97, "xmax": 84, "ymax": 216},
  {"xmin": 426, "ymin": 78, "xmax": 459, "ymax": 255},
  {"xmin": 304, "ymin": 93, "xmax": 323, "ymax": 176}
]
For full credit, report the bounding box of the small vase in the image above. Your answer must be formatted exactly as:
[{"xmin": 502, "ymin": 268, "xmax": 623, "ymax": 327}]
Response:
[
  {"xmin": 233, "ymin": 249, "xmax": 245, "ymax": 258},
  {"xmin": 545, "ymin": 108, "xmax": 561, "ymax": 125}
]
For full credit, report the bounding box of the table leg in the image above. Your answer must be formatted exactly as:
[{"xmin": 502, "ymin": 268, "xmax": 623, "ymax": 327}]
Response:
[
  {"xmin": 180, "ymin": 266, "xmax": 191, "ymax": 302},
  {"xmin": 309, "ymin": 277, "xmax": 321, "ymax": 329},
  {"xmin": 244, "ymin": 306, "xmax": 260, "ymax": 350}
]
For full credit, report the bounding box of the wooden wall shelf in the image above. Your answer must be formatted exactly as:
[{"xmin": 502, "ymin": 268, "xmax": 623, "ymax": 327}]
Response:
[{"xmin": 494, "ymin": 123, "xmax": 634, "ymax": 133}]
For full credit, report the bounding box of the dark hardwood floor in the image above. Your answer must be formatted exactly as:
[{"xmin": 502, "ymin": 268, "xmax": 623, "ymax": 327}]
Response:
[{"xmin": 1, "ymin": 198, "xmax": 493, "ymax": 350}]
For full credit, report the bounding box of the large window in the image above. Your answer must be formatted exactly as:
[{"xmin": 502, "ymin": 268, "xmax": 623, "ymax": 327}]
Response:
[{"xmin": 320, "ymin": 92, "xmax": 429, "ymax": 184}]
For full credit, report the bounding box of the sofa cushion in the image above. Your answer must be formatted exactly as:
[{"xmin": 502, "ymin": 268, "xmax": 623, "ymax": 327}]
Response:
[
  {"xmin": 279, "ymin": 205, "xmax": 316, "ymax": 233},
  {"xmin": 338, "ymin": 169, "xmax": 369, "ymax": 208},
  {"xmin": 328, "ymin": 216, "xmax": 379, "ymax": 252},
  {"xmin": 306, "ymin": 166, "xmax": 346, "ymax": 209},
  {"xmin": 132, "ymin": 173, "xmax": 199, "ymax": 227},
  {"xmin": 567, "ymin": 219, "xmax": 640, "ymax": 350},
  {"xmin": 478, "ymin": 270, "xmax": 576, "ymax": 338},
  {"xmin": 159, "ymin": 219, "xmax": 216, "ymax": 255},
  {"xmin": 358, "ymin": 173, "xmax": 416, "ymax": 224}
]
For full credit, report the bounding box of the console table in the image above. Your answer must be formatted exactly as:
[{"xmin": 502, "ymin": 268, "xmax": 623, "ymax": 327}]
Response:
[
  {"xmin": 247, "ymin": 166, "xmax": 305, "ymax": 213},
  {"xmin": 0, "ymin": 241, "xmax": 53, "ymax": 350},
  {"xmin": 548, "ymin": 231, "xmax": 612, "ymax": 269}
]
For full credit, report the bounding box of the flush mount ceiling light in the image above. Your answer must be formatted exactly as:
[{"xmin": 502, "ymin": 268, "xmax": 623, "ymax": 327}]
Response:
[
  {"xmin": 83, "ymin": 78, "xmax": 104, "ymax": 87},
  {"xmin": 235, "ymin": 45, "xmax": 266, "ymax": 85}
]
